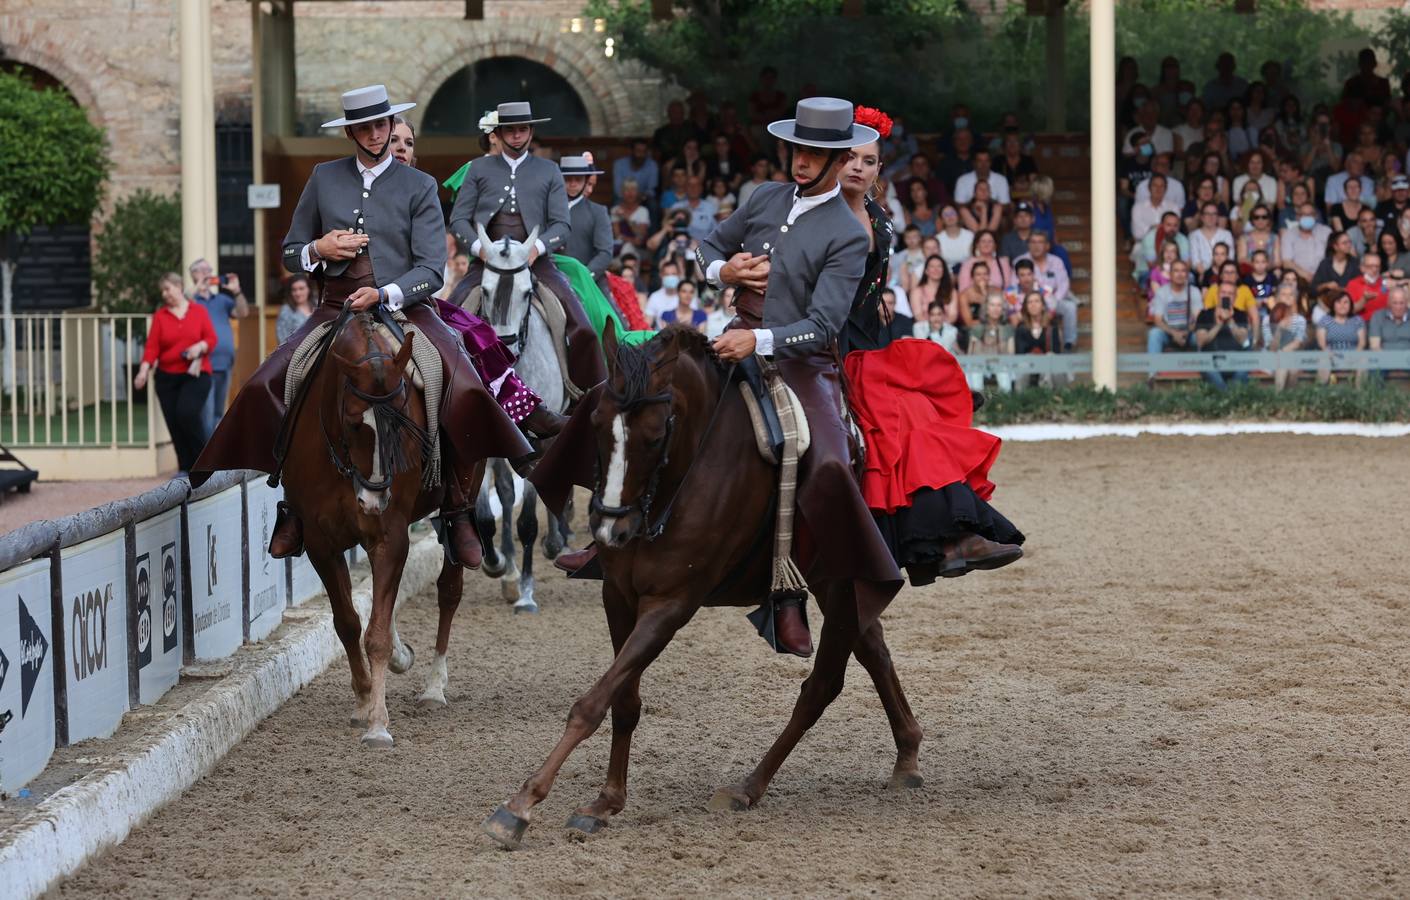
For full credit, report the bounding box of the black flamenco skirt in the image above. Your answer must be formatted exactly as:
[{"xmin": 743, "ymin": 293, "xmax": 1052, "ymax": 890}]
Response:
[{"xmin": 872, "ymin": 482, "xmax": 1026, "ymax": 587}]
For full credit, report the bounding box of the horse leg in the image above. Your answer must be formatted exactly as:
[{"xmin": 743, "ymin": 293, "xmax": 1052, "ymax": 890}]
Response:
[
  {"xmin": 360, "ymin": 527, "xmax": 410, "ymax": 748},
  {"xmin": 565, "ymin": 584, "xmax": 640, "ymax": 835},
  {"xmin": 307, "ymin": 542, "xmax": 372, "ymax": 728},
  {"xmin": 388, "ymin": 563, "xmax": 416, "ymax": 675},
  {"xmin": 513, "ymin": 483, "xmax": 540, "ymax": 614},
  {"xmin": 558, "ymin": 494, "xmax": 576, "ymax": 548},
  {"xmin": 494, "ymin": 458, "xmax": 520, "ymax": 603},
  {"xmin": 418, "ymin": 554, "xmax": 463, "ymax": 708},
  {"xmin": 475, "ymin": 475, "xmax": 506, "ymax": 579},
  {"xmin": 853, "ymin": 621, "xmax": 924, "ymax": 790},
  {"xmin": 483, "ymin": 600, "xmax": 697, "ymax": 849},
  {"xmin": 708, "ymin": 583, "xmax": 861, "ymax": 812}
]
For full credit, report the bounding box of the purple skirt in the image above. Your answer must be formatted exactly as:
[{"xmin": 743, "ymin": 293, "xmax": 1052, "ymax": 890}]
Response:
[{"xmin": 434, "ymin": 298, "xmax": 540, "ymax": 424}]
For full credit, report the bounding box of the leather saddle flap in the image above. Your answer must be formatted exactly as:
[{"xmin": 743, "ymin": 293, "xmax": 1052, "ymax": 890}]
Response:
[{"xmin": 736, "ymin": 355, "xmax": 810, "ymax": 466}]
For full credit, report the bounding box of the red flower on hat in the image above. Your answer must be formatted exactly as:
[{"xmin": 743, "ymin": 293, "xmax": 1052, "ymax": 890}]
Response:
[{"xmin": 854, "ymin": 106, "xmax": 893, "ymax": 139}]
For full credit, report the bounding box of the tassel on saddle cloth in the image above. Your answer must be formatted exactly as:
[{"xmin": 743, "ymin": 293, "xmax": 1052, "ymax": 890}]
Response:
[
  {"xmin": 284, "ymin": 312, "xmax": 444, "ymax": 488},
  {"xmin": 460, "ymin": 283, "xmax": 585, "ymax": 403},
  {"xmin": 738, "ymin": 358, "xmax": 811, "ymax": 604}
]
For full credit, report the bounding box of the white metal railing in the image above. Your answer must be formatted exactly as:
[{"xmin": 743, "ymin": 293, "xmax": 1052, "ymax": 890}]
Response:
[{"xmin": 1, "ymin": 313, "xmax": 156, "ymax": 449}]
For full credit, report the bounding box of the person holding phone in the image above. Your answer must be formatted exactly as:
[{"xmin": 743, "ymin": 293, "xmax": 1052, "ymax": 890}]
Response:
[
  {"xmin": 187, "ymin": 257, "xmax": 248, "ymax": 438},
  {"xmin": 1194, "ymin": 281, "xmax": 1253, "ymax": 390}
]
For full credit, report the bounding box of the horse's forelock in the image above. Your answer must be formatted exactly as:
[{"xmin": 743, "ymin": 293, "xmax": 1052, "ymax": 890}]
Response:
[
  {"xmin": 331, "ymin": 313, "xmax": 399, "ymax": 393},
  {"xmin": 609, "ymin": 325, "xmax": 718, "ymax": 409}
]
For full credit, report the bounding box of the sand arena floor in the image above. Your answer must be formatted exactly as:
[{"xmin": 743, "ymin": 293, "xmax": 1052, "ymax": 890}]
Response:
[{"xmin": 54, "ymin": 435, "xmax": 1409, "ymax": 898}]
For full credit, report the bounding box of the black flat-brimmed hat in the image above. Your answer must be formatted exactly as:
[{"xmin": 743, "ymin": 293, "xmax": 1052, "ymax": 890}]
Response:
[
  {"xmin": 559, "ymin": 155, "xmax": 605, "ymax": 176},
  {"xmin": 767, "ymin": 97, "xmax": 879, "ymax": 149},
  {"xmin": 495, "ymin": 101, "xmax": 551, "ymax": 126},
  {"xmin": 322, "ymin": 84, "xmax": 416, "ymax": 128}
]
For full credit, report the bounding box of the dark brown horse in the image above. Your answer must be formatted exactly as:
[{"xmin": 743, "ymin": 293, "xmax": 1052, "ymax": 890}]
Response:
[
  {"xmin": 482, "ymin": 324, "xmax": 923, "ymax": 848},
  {"xmin": 282, "ymin": 311, "xmax": 475, "ymax": 746}
]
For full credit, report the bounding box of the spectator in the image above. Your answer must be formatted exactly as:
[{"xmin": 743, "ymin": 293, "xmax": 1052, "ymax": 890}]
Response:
[
  {"xmin": 912, "ymin": 299, "xmax": 960, "ymax": 353},
  {"xmin": 671, "ymin": 138, "xmax": 707, "ymax": 184},
  {"xmin": 1262, "ymin": 59, "xmax": 1291, "ymax": 108},
  {"xmin": 1376, "ymin": 174, "xmax": 1410, "ymax": 231},
  {"xmin": 880, "ymin": 288, "xmax": 915, "ymax": 342},
  {"xmin": 968, "ymin": 294, "xmax": 1015, "ymax": 394},
  {"xmin": 994, "ymin": 132, "xmax": 1038, "ymax": 194},
  {"xmin": 737, "ymin": 155, "xmax": 772, "ymax": 209},
  {"xmin": 1003, "ymin": 258, "xmax": 1048, "ymax": 320},
  {"xmin": 1119, "ymin": 131, "xmax": 1155, "ymax": 235},
  {"xmin": 960, "ymin": 180, "xmax": 1004, "ymax": 233},
  {"xmin": 1348, "ymin": 206, "xmax": 1382, "ymax": 257},
  {"xmin": 1194, "ymin": 281, "xmax": 1253, "ymax": 390},
  {"xmin": 880, "ymin": 113, "xmax": 918, "ymax": 174},
  {"xmin": 958, "ymin": 230, "xmax": 1012, "ymax": 293},
  {"xmin": 1131, "ymin": 174, "xmax": 1181, "ymax": 241},
  {"xmin": 1237, "ymin": 205, "xmax": 1279, "ymax": 263},
  {"xmin": 1014, "ymin": 290, "xmax": 1063, "ymax": 391},
  {"xmin": 1149, "ymin": 259, "xmax": 1200, "ymax": 355},
  {"xmin": 1343, "ymin": 48, "xmax": 1392, "ymax": 110},
  {"xmin": 1301, "ymin": 110, "xmax": 1343, "ymax": 183},
  {"xmin": 1368, "ymin": 286, "xmax": 1410, "ymax": 381},
  {"xmin": 890, "ymin": 225, "xmax": 926, "ymax": 291},
  {"xmin": 658, "ymin": 280, "xmax": 707, "ymax": 331},
  {"xmin": 1142, "ymin": 236, "xmax": 1187, "ymax": 303},
  {"xmin": 611, "ymin": 180, "xmax": 652, "ymax": 257},
  {"xmin": 1002, "ymin": 202, "xmax": 1038, "ymax": 261},
  {"xmin": 1173, "ymin": 98, "xmax": 1207, "ymax": 155},
  {"xmin": 276, "ymin": 274, "xmax": 313, "ymax": 345},
  {"xmin": 1183, "ymin": 176, "xmax": 1229, "ymax": 232},
  {"xmin": 1266, "ymin": 281, "xmax": 1309, "ymax": 390},
  {"xmin": 1028, "ymin": 175, "xmax": 1058, "ymax": 241},
  {"xmin": 702, "ymin": 287, "xmax": 732, "ymax": 339},
  {"xmin": 660, "ymin": 166, "xmax": 688, "ymax": 210},
  {"xmin": 671, "ymin": 175, "xmax": 718, "ymax": 241},
  {"xmin": 1347, "ymin": 250, "xmax": 1390, "ymax": 319},
  {"xmin": 1330, "ymin": 175, "xmax": 1371, "ymax": 233},
  {"xmin": 645, "ymin": 260, "xmax": 688, "ymax": 323},
  {"xmin": 1324, "ymin": 152, "xmax": 1376, "ymax": 211},
  {"xmin": 1201, "ymin": 242, "xmax": 1232, "ymax": 288},
  {"xmin": 957, "ymin": 260, "xmax": 996, "ymax": 331},
  {"xmin": 134, "ymin": 273, "xmax": 216, "ymax": 477},
  {"xmin": 954, "ymin": 148, "xmax": 1012, "ymax": 205},
  {"xmin": 1352, "ymin": 122, "xmax": 1387, "ymax": 176},
  {"xmin": 612, "ymin": 139, "xmax": 659, "ymax": 205},
  {"xmin": 1193, "ymin": 150, "xmax": 1232, "ymax": 205},
  {"xmin": 936, "ymin": 206, "xmax": 974, "ymax": 272},
  {"xmin": 911, "ymin": 255, "xmax": 955, "ymax": 326},
  {"xmin": 1124, "ymin": 101, "xmax": 1173, "ymax": 157},
  {"xmin": 1132, "ymin": 212, "xmax": 1187, "ymax": 290},
  {"xmin": 897, "ymin": 154, "xmax": 950, "ymax": 210},
  {"xmin": 1203, "ymin": 52, "xmax": 1249, "ymax": 112},
  {"xmin": 1277, "ymin": 179, "xmax": 1315, "ymax": 232},
  {"xmin": 1274, "ymin": 94, "xmax": 1306, "ymax": 151},
  {"xmin": 438, "ymin": 249, "xmax": 470, "ymax": 301},
  {"xmin": 1246, "ymin": 81, "xmax": 1276, "ymax": 132},
  {"xmin": 936, "ymin": 129, "xmax": 975, "ymax": 196},
  {"xmin": 1189, "ymin": 203, "xmax": 1235, "ymax": 278},
  {"xmin": 1015, "ymin": 231, "xmax": 1076, "ymax": 350},
  {"xmin": 1232, "ymin": 152, "xmax": 1278, "ymax": 212},
  {"xmin": 905, "ymin": 182, "xmax": 939, "ymax": 237},
  {"xmin": 1280, "ymin": 202, "xmax": 1333, "ymax": 282},
  {"xmin": 188, "ymin": 258, "xmax": 248, "ymax": 437},
  {"xmin": 1316, "ymin": 288, "xmax": 1366, "ymax": 385},
  {"xmin": 652, "ymin": 100, "xmax": 694, "ymax": 164},
  {"xmin": 1152, "ymin": 55, "xmax": 1184, "ymax": 125},
  {"xmin": 1241, "ymin": 249, "xmax": 1279, "ymax": 311},
  {"xmin": 1116, "ymin": 56, "xmax": 1141, "ymax": 124},
  {"xmin": 1203, "ymin": 259, "xmax": 1258, "ymax": 319},
  {"xmin": 1135, "ymin": 152, "xmax": 1186, "ymax": 209},
  {"xmin": 707, "ymin": 175, "xmax": 736, "ymax": 210},
  {"xmin": 1379, "ymin": 229, "xmax": 1409, "ymax": 276},
  {"xmin": 747, "ymin": 66, "xmax": 789, "ymax": 131},
  {"xmin": 1225, "ymin": 99, "xmax": 1256, "ymax": 161},
  {"xmin": 1312, "ymin": 230, "xmax": 1361, "ymax": 292},
  {"xmin": 707, "ymin": 134, "xmax": 743, "ymax": 187}
]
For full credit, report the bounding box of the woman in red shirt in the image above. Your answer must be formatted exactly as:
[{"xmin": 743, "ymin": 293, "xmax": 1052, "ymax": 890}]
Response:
[{"xmin": 134, "ymin": 272, "xmax": 217, "ymax": 477}]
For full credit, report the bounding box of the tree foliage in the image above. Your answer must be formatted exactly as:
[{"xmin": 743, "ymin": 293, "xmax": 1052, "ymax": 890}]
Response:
[
  {"xmin": 91, "ymin": 190, "xmax": 183, "ymax": 316},
  {"xmin": 0, "ymin": 71, "xmax": 109, "ymax": 252}
]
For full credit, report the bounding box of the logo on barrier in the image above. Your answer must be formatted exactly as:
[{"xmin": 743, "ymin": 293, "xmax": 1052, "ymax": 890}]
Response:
[
  {"xmin": 0, "ymin": 645, "xmax": 8, "ymax": 695},
  {"xmin": 260, "ymin": 501, "xmax": 272, "ymax": 578},
  {"xmin": 207, "ymin": 524, "xmax": 218, "ymax": 594},
  {"xmin": 71, "ymin": 584, "xmax": 113, "ymax": 682},
  {"xmin": 136, "ymin": 552, "xmax": 153, "ymax": 669},
  {"xmin": 162, "ymin": 542, "xmax": 178, "ymax": 653},
  {"xmin": 19, "ymin": 597, "xmax": 48, "ymax": 717}
]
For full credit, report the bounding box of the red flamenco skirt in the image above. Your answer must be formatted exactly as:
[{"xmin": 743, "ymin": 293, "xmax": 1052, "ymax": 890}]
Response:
[
  {"xmin": 606, "ymin": 273, "xmax": 652, "ymax": 332},
  {"xmin": 844, "ymin": 338, "xmax": 1002, "ymax": 514}
]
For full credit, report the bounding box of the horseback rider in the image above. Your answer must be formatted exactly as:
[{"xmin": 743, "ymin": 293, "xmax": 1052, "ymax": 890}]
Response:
[
  {"xmin": 560, "ymin": 155, "xmax": 614, "ymax": 295},
  {"xmin": 192, "ymin": 85, "xmax": 534, "ymax": 567},
  {"xmin": 448, "ymin": 101, "xmax": 607, "ymax": 394},
  {"xmin": 546, "ymin": 98, "xmax": 904, "ymax": 657}
]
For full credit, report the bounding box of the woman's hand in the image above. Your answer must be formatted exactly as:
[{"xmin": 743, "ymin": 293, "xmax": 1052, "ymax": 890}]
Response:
[
  {"xmin": 186, "ymin": 358, "xmax": 203, "ymax": 378},
  {"xmin": 134, "ymin": 364, "xmax": 149, "ymax": 391},
  {"xmin": 181, "ymin": 341, "xmax": 206, "ymax": 361}
]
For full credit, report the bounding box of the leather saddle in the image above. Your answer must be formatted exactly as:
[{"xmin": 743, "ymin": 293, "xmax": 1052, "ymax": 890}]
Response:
[{"xmin": 735, "ymin": 356, "xmax": 810, "ymax": 466}]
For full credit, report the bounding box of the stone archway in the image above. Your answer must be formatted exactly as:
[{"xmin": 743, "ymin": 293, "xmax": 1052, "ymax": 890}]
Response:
[
  {"xmin": 422, "ymin": 56, "xmax": 591, "ymax": 137},
  {"xmin": 0, "ymin": 17, "xmax": 106, "ymax": 132}
]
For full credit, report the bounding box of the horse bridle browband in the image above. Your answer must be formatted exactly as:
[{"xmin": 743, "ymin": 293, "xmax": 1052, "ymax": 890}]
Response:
[{"xmin": 320, "ymin": 345, "xmax": 425, "ymax": 494}]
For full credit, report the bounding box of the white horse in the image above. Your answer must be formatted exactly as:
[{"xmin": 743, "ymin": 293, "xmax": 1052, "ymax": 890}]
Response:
[{"xmin": 469, "ymin": 223, "xmax": 571, "ymax": 615}]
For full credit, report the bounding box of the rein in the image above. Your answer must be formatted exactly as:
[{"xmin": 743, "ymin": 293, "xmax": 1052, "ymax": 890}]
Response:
[{"xmin": 320, "ymin": 341, "xmax": 432, "ymax": 495}]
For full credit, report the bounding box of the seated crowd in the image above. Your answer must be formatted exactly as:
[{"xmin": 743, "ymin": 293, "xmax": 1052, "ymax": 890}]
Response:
[
  {"xmin": 1121, "ymin": 49, "xmax": 1410, "ymax": 387},
  {"xmin": 602, "ymin": 68, "xmax": 1078, "ymax": 395}
]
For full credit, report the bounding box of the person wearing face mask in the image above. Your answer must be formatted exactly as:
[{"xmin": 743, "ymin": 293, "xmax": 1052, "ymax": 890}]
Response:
[
  {"xmin": 1123, "ymin": 100, "xmax": 1173, "ymax": 157},
  {"xmin": 1279, "ymin": 202, "xmax": 1333, "ymax": 283},
  {"xmin": 1118, "ymin": 132, "xmax": 1156, "ymax": 238}
]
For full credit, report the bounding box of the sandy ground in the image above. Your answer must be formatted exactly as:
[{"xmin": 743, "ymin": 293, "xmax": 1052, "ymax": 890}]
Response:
[
  {"xmin": 0, "ymin": 476, "xmax": 173, "ymax": 534},
  {"xmin": 53, "ymin": 436, "xmax": 1410, "ymax": 898}
]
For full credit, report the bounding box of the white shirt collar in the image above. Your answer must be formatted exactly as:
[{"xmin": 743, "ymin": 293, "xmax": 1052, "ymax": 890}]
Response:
[
  {"xmin": 568, "ymin": 193, "xmax": 585, "ymax": 210},
  {"xmin": 503, "ymin": 150, "xmax": 528, "ymax": 173},
  {"xmin": 787, "ymin": 182, "xmax": 841, "ymax": 225},
  {"xmin": 357, "ymin": 155, "xmax": 395, "ymax": 182}
]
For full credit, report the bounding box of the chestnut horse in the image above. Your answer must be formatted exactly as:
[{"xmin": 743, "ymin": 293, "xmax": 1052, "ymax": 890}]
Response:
[
  {"xmin": 482, "ymin": 324, "xmax": 923, "ymax": 848},
  {"xmin": 281, "ymin": 310, "xmax": 476, "ymax": 746}
]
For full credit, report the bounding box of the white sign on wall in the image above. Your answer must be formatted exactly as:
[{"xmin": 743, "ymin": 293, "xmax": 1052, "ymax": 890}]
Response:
[
  {"xmin": 246, "ymin": 183, "xmax": 281, "ymax": 209},
  {"xmin": 134, "ymin": 508, "xmax": 182, "ymax": 705},
  {"xmin": 290, "ymin": 554, "xmax": 322, "ymax": 608},
  {"xmin": 61, "ymin": 532, "xmax": 129, "ymax": 744},
  {"xmin": 187, "ymin": 488, "xmax": 244, "ymax": 660},
  {"xmin": 245, "ymin": 480, "xmax": 284, "ymax": 642},
  {"xmin": 0, "ymin": 559, "xmax": 56, "ymax": 792}
]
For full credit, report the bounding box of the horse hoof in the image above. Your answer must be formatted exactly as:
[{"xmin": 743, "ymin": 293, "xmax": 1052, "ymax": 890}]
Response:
[
  {"xmin": 417, "ymin": 692, "xmax": 448, "ymax": 709},
  {"xmin": 565, "ymin": 813, "xmax": 608, "ymax": 836},
  {"xmin": 501, "ymin": 579, "xmax": 521, "ymax": 603},
  {"xmin": 389, "ymin": 643, "xmax": 414, "ymax": 675},
  {"xmin": 888, "ymin": 771, "xmax": 925, "ymax": 790},
  {"xmin": 482, "ymin": 558, "xmax": 507, "ymax": 579},
  {"xmin": 482, "ymin": 803, "xmax": 530, "ymax": 850},
  {"xmin": 360, "ymin": 726, "xmax": 394, "ymax": 749},
  {"xmin": 706, "ymin": 786, "xmax": 752, "ymax": 812},
  {"xmin": 513, "ymin": 602, "xmax": 539, "ymax": 615}
]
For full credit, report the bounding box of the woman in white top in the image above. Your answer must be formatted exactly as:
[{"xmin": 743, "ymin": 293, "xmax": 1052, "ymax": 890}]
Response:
[
  {"xmin": 1231, "ymin": 152, "xmax": 1278, "ymax": 213},
  {"xmin": 912, "ymin": 299, "xmax": 961, "ymax": 354},
  {"xmin": 936, "ymin": 205, "xmax": 975, "ymax": 272},
  {"xmin": 1188, "ymin": 201, "xmax": 1235, "ymax": 278}
]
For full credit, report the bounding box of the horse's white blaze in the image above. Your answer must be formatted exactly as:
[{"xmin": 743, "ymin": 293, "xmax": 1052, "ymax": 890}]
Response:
[
  {"xmin": 356, "ymin": 407, "xmax": 388, "ymax": 514},
  {"xmin": 595, "ymin": 414, "xmax": 628, "ymax": 544}
]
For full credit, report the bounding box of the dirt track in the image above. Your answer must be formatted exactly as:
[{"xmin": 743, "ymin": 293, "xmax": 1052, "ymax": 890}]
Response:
[{"xmin": 55, "ymin": 436, "xmax": 1410, "ymax": 898}]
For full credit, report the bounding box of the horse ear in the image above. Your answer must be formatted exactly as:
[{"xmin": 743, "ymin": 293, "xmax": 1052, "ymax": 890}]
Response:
[
  {"xmin": 602, "ymin": 317, "xmax": 620, "ymax": 376},
  {"xmin": 393, "ymin": 330, "xmax": 414, "ymax": 373},
  {"xmin": 524, "ymin": 226, "xmax": 540, "ymax": 252},
  {"xmin": 476, "ymin": 222, "xmax": 493, "ymax": 253}
]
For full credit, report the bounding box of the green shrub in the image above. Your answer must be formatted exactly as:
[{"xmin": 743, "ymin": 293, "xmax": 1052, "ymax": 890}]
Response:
[{"xmin": 91, "ymin": 189, "xmax": 182, "ymax": 317}]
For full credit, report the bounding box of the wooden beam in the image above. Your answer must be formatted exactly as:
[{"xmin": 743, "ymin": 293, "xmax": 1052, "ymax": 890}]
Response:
[
  {"xmin": 464, "ymin": 0, "xmax": 483, "ymax": 19},
  {"xmin": 651, "ymin": 0, "xmax": 672, "ymax": 20}
]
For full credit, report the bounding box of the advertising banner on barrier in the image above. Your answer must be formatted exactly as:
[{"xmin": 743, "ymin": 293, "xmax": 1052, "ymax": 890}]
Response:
[
  {"xmin": 134, "ymin": 508, "xmax": 182, "ymax": 705},
  {"xmin": 61, "ymin": 532, "xmax": 129, "ymax": 743},
  {"xmin": 187, "ymin": 488, "xmax": 244, "ymax": 660},
  {"xmin": 0, "ymin": 559, "xmax": 55, "ymax": 792},
  {"xmin": 244, "ymin": 480, "xmax": 284, "ymax": 642},
  {"xmin": 290, "ymin": 554, "xmax": 322, "ymax": 608}
]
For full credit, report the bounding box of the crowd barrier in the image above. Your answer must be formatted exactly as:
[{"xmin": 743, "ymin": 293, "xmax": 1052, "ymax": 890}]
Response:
[
  {"xmin": 956, "ymin": 349, "xmax": 1410, "ymax": 378},
  {"xmin": 0, "ymin": 472, "xmax": 355, "ymax": 793}
]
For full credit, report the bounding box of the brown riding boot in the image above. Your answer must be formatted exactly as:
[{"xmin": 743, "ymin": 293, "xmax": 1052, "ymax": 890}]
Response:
[
  {"xmin": 520, "ymin": 405, "xmax": 567, "ymax": 441},
  {"xmin": 268, "ymin": 501, "xmax": 304, "ymax": 559},
  {"xmin": 439, "ymin": 457, "xmax": 484, "ymax": 568},
  {"xmin": 553, "ymin": 542, "xmax": 598, "ymax": 574},
  {"xmin": 939, "ymin": 533, "xmax": 1023, "ymax": 578},
  {"xmin": 774, "ymin": 597, "xmax": 814, "ymax": 658}
]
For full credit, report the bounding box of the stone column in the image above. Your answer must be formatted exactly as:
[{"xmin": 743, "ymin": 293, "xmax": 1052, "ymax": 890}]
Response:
[
  {"xmin": 179, "ymin": 0, "xmax": 217, "ymax": 272},
  {"xmin": 1089, "ymin": 0, "xmax": 1117, "ymax": 390},
  {"xmin": 261, "ymin": 0, "xmax": 297, "ymax": 137}
]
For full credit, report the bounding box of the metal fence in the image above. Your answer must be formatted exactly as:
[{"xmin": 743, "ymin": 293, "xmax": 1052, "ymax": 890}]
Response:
[
  {"xmin": 956, "ymin": 349, "xmax": 1410, "ymax": 378},
  {"xmin": 1, "ymin": 313, "xmax": 155, "ymax": 448}
]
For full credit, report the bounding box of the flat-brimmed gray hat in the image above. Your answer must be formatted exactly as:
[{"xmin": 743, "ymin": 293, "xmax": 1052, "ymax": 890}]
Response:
[
  {"xmin": 559, "ymin": 155, "xmax": 605, "ymax": 176},
  {"xmin": 767, "ymin": 97, "xmax": 878, "ymax": 149},
  {"xmin": 495, "ymin": 101, "xmax": 551, "ymax": 127},
  {"xmin": 322, "ymin": 84, "xmax": 416, "ymax": 128}
]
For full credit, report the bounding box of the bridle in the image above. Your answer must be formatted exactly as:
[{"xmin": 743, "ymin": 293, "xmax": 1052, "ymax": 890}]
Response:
[
  {"xmin": 589, "ymin": 358, "xmax": 736, "ymax": 542},
  {"xmin": 321, "ymin": 343, "xmax": 429, "ymax": 495},
  {"xmin": 483, "ymin": 235, "xmax": 535, "ymax": 348}
]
